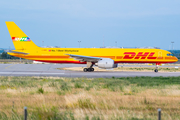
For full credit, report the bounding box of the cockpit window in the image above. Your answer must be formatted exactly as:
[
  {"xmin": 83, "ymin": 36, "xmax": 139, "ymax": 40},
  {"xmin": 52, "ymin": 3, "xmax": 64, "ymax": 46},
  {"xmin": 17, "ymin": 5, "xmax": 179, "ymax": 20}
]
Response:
[{"xmin": 167, "ymin": 53, "xmax": 174, "ymax": 56}]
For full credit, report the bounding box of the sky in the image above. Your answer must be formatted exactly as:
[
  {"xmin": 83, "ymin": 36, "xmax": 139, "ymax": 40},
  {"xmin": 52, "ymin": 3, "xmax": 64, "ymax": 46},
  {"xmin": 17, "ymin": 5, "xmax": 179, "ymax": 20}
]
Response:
[{"xmin": 0, "ymin": 0, "xmax": 180, "ymax": 50}]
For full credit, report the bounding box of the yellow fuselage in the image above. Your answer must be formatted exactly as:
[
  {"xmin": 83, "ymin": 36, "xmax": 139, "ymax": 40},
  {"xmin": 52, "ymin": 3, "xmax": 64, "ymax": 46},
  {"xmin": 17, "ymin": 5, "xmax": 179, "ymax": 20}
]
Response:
[{"xmin": 9, "ymin": 48, "xmax": 178, "ymax": 64}]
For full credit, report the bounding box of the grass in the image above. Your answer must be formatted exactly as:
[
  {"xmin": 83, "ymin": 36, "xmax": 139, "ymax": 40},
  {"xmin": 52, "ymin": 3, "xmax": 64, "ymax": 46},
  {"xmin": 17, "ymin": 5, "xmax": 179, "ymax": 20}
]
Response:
[
  {"xmin": 0, "ymin": 76, "xmax": 180, "ymax": 119},
  {"xmin": 37, "ymin": 87, "xmax": 44, "ymax": 94}
]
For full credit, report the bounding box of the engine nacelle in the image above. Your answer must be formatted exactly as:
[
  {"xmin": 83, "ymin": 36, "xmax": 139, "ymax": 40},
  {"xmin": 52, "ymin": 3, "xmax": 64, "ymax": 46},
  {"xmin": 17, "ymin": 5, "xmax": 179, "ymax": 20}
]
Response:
[{"xmin": 95, "ymin": 58, "xmax": 118, "ymax": 69}]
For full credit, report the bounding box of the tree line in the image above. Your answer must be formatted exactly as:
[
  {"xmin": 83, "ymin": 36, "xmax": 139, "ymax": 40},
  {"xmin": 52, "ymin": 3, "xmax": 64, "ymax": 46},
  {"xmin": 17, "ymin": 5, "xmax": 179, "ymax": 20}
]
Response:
[{"xmin": 0, "ymin": 52, "xmax": 20, "ymax": 59}]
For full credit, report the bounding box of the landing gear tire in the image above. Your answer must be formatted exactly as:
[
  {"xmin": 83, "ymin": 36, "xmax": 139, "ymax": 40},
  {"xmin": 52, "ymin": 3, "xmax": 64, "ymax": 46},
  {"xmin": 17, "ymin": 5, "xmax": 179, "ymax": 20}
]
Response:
[
  {"xmin": 83, "ymin": 68, "xmax": 88, "ymax": 72},
  {"xmin": 91, "ymin": 68, "xmax": 94, "ymax": 72},
  {"xmin": 83, "ymin": 68, "xmax": 94, "ymax": 72},
  {"xmin": 88, "ymin": 68, "xmax": 92, "ymax": 72},
  {"xmin": 154, "ymin": 69, "xmax": 158, "ymax": 72}
]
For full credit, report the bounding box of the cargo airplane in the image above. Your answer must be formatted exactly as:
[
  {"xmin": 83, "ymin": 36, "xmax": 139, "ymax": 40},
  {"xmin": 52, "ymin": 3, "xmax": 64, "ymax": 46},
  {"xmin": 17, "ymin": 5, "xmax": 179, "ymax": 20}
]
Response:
[{"xmin": 5, "ymin": 22, "xmax": 178, "ymax": 72}]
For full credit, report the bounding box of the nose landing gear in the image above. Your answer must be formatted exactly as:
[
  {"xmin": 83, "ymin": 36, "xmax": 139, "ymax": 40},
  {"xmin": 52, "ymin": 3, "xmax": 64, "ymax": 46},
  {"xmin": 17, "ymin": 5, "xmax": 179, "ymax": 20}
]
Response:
[
  {"xmin": 154, "ymin": 63, "xmax": 160, "ymax": 72},
  {"xmin": 154, "ymin": 69, "xmax": 158, "ymax": 72}
]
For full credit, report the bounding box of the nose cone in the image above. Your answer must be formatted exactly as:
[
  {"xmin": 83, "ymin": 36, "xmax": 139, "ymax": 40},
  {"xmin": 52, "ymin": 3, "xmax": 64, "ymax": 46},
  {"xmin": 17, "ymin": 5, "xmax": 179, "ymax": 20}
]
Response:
[{"xmin": 174, "ymin": 57, "xmax": 178, "ymax": 62}]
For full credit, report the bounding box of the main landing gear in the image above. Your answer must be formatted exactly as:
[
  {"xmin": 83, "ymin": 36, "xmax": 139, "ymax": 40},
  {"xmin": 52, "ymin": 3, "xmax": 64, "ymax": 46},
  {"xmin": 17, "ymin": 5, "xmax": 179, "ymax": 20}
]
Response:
[
  {"xmin": 83, "ymin": 68, "xmax": 94, "ymax": 72},
  {"xmin": 83, "ymin": 62, "xmax": 94, "ymax": 72}
]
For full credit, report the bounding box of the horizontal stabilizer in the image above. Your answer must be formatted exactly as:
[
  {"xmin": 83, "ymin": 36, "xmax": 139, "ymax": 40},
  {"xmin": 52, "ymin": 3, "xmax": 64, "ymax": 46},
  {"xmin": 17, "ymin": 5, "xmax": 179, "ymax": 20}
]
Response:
[{"xmin": 8, "ymin": 50, "xmax": 29, "ymax": 55}]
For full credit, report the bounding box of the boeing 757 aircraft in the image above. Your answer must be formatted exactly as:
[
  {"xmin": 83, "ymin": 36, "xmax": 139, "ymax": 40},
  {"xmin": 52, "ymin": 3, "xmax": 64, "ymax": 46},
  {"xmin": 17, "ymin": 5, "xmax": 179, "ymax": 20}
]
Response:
[{"xmin": 5, "ymin": 22, "xmax": 178, "ymax": 72}]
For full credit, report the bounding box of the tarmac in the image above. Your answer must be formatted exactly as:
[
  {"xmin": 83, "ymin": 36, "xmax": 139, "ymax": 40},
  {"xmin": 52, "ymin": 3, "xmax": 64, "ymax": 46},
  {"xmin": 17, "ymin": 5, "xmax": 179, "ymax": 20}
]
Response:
[{"xmin": 0, "ymin": 64, "xmax": 180, "ymax": 78}]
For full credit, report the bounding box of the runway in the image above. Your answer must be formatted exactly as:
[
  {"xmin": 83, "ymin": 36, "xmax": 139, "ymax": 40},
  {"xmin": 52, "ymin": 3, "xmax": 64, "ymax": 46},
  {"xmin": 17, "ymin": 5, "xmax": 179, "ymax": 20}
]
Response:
[{"xmin": 0, "ymin": 64, "xmax": 180, "ymax": 78}]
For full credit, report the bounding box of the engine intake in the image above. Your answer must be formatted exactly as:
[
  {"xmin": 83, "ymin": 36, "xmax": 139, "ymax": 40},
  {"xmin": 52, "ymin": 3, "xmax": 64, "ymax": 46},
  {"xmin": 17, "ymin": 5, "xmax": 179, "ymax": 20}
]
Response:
[{"xmin": 95, "ymin": 58, "xmax": 118, "ymax": 69}]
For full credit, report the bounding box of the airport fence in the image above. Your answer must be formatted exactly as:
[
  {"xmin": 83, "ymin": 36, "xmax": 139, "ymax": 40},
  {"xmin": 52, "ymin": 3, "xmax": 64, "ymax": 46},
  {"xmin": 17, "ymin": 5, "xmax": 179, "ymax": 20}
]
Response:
[{"xmin": 21, "ymin": 107, "xmax": 162, "ymax": 120}]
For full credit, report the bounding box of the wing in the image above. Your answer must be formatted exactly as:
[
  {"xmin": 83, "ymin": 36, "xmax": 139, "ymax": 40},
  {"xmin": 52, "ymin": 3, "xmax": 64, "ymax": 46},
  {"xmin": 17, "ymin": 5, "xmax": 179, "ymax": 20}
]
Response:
[{"xmin": 66, "ymin": 54, "xmax": 101, "ymax": 62}]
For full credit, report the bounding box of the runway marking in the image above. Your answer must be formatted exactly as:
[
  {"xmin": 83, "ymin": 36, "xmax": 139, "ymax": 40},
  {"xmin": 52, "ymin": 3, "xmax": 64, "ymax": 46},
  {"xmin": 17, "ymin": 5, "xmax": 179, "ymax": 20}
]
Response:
[
  {"xmin": 5, "ymin": 64, "xmax": 15, "ymax": 69},
  {"xmin": 33, "ymin": 73, "xmax": 64, "ymax": 74},
  {"xmin": 0, "ymin": 72, "xmax": 65, "ymax": 75},
  {"xmin": 0, "ymin": 72, "xmax": 13, "ymax": 74},
  {"xmin": 41, "ymin": 73, "xmax": 65, "ymax": 74}
]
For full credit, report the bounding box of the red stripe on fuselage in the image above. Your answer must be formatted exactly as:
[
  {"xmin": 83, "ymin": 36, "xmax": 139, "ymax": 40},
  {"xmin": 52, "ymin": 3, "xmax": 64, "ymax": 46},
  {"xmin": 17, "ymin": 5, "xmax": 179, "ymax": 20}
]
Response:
[
  {"xmin": 114, "ymin": 61, "xmax": 175, "ymax": 64},
  {"xmin": 36, "ymin": 60, "xmax": 86, "ymax": 64}
]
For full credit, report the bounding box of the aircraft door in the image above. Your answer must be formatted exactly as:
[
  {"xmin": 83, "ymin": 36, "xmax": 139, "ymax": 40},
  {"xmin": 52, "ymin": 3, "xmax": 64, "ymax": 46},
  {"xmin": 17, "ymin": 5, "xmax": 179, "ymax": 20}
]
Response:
[{"xmin": 158, "ymin": 51, "xmax": 162, "ymax": 58}]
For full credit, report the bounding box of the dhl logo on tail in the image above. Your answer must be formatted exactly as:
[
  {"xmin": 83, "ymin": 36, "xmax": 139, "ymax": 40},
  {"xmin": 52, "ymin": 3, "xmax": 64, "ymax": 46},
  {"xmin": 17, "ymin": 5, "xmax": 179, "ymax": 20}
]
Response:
[
  {"xmin": 12, "ymin": 37, "xmax": 31, "ymax": 42},
  {"xmin": 123, "ymin": 52, "xmax": 157, "ymax": 59}
]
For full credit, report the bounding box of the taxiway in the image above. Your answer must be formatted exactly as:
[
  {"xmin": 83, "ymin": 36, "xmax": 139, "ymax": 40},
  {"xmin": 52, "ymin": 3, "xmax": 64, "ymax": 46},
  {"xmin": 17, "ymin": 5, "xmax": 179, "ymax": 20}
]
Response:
[{"xmin": 0, "ymin": 64, "xmax": 179, "ymax": 78}]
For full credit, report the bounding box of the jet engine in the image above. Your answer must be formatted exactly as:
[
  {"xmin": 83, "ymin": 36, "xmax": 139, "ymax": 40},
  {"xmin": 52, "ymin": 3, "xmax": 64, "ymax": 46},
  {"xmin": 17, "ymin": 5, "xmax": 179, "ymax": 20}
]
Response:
[{"xmin": 95, "ymin": 58, "xmax": 118, "ymax": 69}]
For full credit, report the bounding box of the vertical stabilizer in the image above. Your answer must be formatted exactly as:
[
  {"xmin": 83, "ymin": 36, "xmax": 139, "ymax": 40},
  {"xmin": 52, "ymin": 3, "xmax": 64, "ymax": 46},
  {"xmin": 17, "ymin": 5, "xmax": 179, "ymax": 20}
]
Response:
[{"xmin": 5, "ymin": 21, "xmax": 39, "ymax": 50}]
